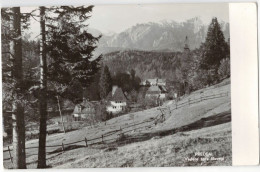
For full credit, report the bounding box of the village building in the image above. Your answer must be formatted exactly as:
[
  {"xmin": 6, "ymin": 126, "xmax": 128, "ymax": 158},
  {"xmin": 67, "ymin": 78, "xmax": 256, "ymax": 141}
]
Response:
[
  {"xmin": 72, "ymin": 98, "xmax": 95, "ymax": 121},
  {"xmin": 106, "ymin": 86, "xmax": 128, "ymax": 114},
  {"xmin": 141, "ymin": 78, "xmax": 166, "ymax": 86},
  {"xmin": 145, "ymin": 85, "xmax": 167, "ymax": 99}
]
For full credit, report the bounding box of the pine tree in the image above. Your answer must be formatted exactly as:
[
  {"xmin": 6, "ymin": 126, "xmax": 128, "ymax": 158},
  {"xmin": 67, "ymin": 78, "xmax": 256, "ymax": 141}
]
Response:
[
  {"xmin": 10, "ymin": 7, "xmax": 26, "ymax": 169},
  {"xmin": 200, "ymin": 17, "xmax": 229, "ymax": 70},
  {"xmin": 37, "ymin": 6, "xmax": 48, "ymax": 168},
  {"xmin": 99, "ymin": 65, "xmax": 112, "ymax": 99},
  {"xmin": 46, "ymin": 6, "xmax": 102, "ymax": 88},
  {"xmin": 36, "ymin": 6, "xmax": 101, "ymax": 168},
  {"xmin": 1, "ymin": 7, "xmax": 30, "ymax": 169}
]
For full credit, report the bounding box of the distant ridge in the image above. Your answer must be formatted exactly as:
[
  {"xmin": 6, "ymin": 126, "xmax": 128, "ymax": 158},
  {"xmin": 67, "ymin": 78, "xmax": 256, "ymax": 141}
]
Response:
[{"xmin": 92, "ymin": 17, "xmax": 229, "ymax": 57}]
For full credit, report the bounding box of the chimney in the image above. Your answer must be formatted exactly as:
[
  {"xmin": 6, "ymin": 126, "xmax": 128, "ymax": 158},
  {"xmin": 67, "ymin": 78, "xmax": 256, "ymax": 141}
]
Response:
[{"xmin": 112, "ymin": 85, "xmax": 118, "ymax": 96}]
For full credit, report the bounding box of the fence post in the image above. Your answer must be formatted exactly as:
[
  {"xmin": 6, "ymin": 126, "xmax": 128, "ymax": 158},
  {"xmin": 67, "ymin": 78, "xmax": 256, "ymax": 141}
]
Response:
[
  {"xmin": 85, "ymin": 137, "xmax": 88, "ymax": 147},
  {"xmin": 8, "ymin": 146, "xmax": 13, "ymax": 164},
  {"xmin": 118, "ymin": 126, "xmax": 121, "ymax": 138},
  {"xmin": 175, "ymin": 101, "xmax": 177, "ymax": 109},
  {"xmin": 62, "ymin": 142, "xmax": 65, "ymax": 152}
]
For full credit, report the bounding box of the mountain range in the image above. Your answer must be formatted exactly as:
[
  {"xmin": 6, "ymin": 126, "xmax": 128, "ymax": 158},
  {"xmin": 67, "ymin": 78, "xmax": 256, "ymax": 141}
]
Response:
[{"xmin": 91, "ymin": 17, "xmax": 229, "ymax": 56}]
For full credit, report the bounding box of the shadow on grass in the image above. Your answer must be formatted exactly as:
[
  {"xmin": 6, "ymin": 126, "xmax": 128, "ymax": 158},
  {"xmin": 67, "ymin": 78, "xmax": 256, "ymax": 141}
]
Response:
[
  {"xmin": 109, "ymin": 110, "xmax": 231, "ymax": 147},
  {"xmin": 49, "ymin": 145, "xmax": 86, "ymax": 154},
  {"xmin": 35, "ymin": 111, "xmax": 231, "ymax": 155}
]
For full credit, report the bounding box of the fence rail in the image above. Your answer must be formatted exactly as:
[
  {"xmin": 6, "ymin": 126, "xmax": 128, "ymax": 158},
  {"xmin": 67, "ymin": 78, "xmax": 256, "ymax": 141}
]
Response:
[{"xmin": 3, "ymin": 91, "xmax": 229, "ymax": 167}]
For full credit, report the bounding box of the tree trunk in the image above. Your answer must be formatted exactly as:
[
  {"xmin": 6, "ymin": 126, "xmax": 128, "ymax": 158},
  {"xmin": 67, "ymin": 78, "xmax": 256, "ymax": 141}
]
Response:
[
  {"xmin": 10, "ymin": 7, "xmax": 26, "ymax": 169},
  {"xmin": 56, "ymin": 96, "xmax": 66, "ymax": 133},
  {"xmin": 37, "ymin": 6, "xmax": 48, "ymax": 168}
]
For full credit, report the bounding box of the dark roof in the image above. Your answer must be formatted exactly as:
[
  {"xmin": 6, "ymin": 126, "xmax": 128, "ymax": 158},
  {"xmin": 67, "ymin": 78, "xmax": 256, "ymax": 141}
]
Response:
[{"xmin": 106, "ymin": 87, "xmax": 127, "ymax": 102}]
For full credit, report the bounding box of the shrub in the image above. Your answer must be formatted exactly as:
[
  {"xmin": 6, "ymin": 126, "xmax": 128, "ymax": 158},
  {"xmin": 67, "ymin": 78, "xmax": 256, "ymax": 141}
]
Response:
[{"xmin": 218, "ymin": 58, "xmax": 230, "ymax": 79}]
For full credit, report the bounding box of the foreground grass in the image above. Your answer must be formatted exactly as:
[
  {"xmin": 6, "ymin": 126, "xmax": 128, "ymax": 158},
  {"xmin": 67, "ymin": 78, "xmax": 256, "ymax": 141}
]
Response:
[{"xmin": 48, "ymin": 122, "xmax": 231, "ymax": 168}]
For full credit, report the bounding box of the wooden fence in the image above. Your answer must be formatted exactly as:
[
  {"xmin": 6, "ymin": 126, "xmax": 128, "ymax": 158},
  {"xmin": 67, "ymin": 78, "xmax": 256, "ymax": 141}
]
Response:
[{"xmin": 3, "ymin": 91, "xmax": 229, "ymax": 166}]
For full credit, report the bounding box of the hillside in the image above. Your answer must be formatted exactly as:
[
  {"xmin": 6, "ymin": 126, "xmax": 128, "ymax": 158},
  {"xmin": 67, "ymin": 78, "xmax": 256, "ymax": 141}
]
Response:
[
  {"xmin": 94, "ymin": 17, "xmax": 229, "ymax": 56},
  {"xmin": 54, "ymin": 122, "xmax": 231, "ymax": 168},
  {"xmin": 102, "ymin": 50, "xmax": 182, "ymax": 80},
  {"xmin": 3, "ymin": 79, "xmax": 231, "ymax": 168}
]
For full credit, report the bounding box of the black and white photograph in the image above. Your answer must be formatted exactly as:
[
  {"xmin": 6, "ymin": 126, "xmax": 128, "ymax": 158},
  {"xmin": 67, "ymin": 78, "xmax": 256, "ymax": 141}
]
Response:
[{"xmin": 1, "ymin": 3, "xmax": 232, "ymax": 169}]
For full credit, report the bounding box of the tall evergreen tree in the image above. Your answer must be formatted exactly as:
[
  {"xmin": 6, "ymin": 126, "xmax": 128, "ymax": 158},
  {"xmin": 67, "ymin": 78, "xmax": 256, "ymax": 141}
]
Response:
[
  {"xmin": 1, "ymin": 7, "xmax": 30, "ymax": 169},
  {"xmin": 35, "ymin": 6, "xmax": 102, "ymax": 168},
  {"xmin": 10, "ymin": 7, "xmax": 26, "ymax": 169},
  {"xmin": 99, "ymin": 65, "xmax": 112, "ymax": 99},
  {"xmin": 37, "ymin": 6, "xmax": 48, "ymax": 168},
  {"xmin": 200, "ymin": 17, "xmax": 229, "ymax": 70}
]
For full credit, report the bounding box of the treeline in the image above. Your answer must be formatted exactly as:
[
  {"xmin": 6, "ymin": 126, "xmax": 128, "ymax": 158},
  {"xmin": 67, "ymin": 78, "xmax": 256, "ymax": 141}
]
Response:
[
  {"xmin": 103, "ymin": 50, "xmax": 181, "ymax": 80},
  {"xmin": 80, "ymin": 66, "xmax": 142, "ymax": 101}
]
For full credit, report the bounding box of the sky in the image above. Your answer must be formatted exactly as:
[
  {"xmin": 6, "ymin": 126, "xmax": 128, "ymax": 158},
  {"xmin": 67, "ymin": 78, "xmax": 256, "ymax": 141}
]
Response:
[
  {"xmin": 21, "ymin": 3, "xmax": 229, "ymax": 38},
  {"xmin": 88, "ymin": 3, "xmax": 229, "ymax": 34}
]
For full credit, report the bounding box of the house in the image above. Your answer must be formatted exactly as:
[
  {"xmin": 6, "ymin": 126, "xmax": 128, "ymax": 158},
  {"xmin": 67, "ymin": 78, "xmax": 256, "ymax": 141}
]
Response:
[
  {"xmin": 145, "ymin": 85, "xmax": 167, "ymax": 99},
  {"xmin": 72, "ymin": 98, "xmax": 95, "ymax": 121},
  {"xmin": 106, "ymin": 86, "xmax": 127, "ymax": 114},
  {"xmin": 141, "ymin": 78, "xmax": 166, "ymax": 86}
]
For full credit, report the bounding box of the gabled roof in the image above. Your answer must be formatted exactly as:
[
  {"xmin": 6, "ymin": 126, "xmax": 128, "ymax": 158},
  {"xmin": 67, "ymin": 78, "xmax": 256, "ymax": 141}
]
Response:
[
  {"xmin": 73, "ymin": 100, "xmax": 95, "ymax": 114},
  {"xmin": 147, "ymin": 79, "xmax": 157, "ymax": 83},
  {"xmin": 146, "ymin": 85, "xmax": 167, "ymax": 95},
  {"xmin": 142, "ymin": 78, "xmax": 166, "ymax": 85},
  {"xmin": 106, "ymin": 87, "xmax": 127, "ymax": 102},
  {"xmin": 147, "ymin": 85, "xmax": 161, "ymax": 92},
  {"xmin": 80, "ymin": 100, "xmax": 95, "ymax": 109}
]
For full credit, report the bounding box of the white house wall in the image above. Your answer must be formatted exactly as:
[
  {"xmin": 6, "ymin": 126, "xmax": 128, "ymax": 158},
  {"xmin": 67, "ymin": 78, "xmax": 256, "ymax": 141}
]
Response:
[
  {"xmin": 146, "ymin": 93, "xmax": 166, "ymax": 99},
  {"xmin": 107, "ymin": 101, "xmax": 127, "ymax": 114}
]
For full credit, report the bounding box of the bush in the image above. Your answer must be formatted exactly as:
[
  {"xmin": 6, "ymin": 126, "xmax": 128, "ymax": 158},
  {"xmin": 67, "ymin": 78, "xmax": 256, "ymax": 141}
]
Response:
[
  {"xmin": 138, "ymin": 96, "xmax": 159, "ymax": 109},
  {"xmin": 218, "ymin": 58, "xmax": 230, "ymax": 79}
]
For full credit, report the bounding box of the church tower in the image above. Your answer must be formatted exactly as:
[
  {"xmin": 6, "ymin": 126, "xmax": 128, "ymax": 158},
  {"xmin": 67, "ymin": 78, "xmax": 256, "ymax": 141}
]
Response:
[{"xmin": 184, "ymin": 36, "xmax": 190, "ymax": 52}]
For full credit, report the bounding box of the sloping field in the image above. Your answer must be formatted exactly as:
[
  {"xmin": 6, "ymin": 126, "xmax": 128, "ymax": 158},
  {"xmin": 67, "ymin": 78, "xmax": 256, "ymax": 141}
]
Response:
[
  {"xmin": 56, "ymin": 122, "xmax": 231, "ymax": 168},
  {"xmin": 26, "ymin": 122, "xmax": 232, "ymax": 168},
  {"xmin": 3, "ymin": 78, "xmax": 231, "ymax": 168}
]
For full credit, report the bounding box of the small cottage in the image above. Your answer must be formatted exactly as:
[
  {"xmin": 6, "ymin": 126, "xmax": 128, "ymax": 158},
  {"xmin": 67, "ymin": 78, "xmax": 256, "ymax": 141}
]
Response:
[
  {"xmin": 145, "ymin": 85, "xmax": 167, "ymax": 99},
  {"xmin": 106, "ymin": 86, "xmax": 127, "ymax": 114},
  {"xmin": 72, "ymin": 98, "xmax": 95, "ymax": 121}
]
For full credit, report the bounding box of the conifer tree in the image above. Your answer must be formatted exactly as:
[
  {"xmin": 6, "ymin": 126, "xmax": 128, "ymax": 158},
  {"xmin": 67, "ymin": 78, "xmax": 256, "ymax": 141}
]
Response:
[
  {"xmin": 1, "ymin": 7, "xmax": 30, "ymax": 169},
  {"xmin": 99, "ymin": 65, "xmax": 112, "ymax": 99},
  {"xmin": 36, "ymin": 6, "xmax": 102, "ymax": 168},
  {"xmin": 37, "ymin": 6, "xmax": 48, "ymax": 168},
  {"xmin": 200, "ymin": 17, "xmax": 229, "ymax": 70}
]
